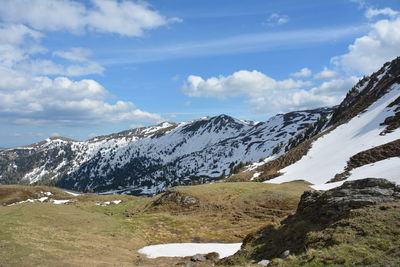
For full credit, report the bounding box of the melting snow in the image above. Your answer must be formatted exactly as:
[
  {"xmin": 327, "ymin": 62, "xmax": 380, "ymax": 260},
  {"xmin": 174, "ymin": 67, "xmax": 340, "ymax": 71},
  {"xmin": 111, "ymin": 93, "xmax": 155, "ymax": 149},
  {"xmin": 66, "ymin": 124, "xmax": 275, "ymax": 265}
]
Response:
[
  {"xmin": 138, "ymin": 243, "xmax": 242, "ymax": 259},
  {"xmin": 51, "ymin": 199, "xmax": 74, "ymax": 204},
  {"xmin": 96, "ymin": 200, "xmax": 122, "ymax": 206},
  {"xmin": 311, "ymin": 157, "xmax": 400, "ymax": 190},
  {"xmin": 63, "ymin": 190, "xmax": 81, "ymax": 196},
  {"xmin": 251, "ymin": 172, "xmax": 261, "ymax": 181},
  {"xmin": 267, "ymin": 84, "xmax": 400, "ymax": 186}
]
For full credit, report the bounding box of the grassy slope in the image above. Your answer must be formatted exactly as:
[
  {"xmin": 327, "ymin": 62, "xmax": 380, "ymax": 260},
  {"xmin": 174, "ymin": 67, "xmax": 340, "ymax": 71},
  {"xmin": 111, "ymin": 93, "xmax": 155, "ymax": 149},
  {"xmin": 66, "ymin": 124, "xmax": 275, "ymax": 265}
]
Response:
[
  {"xmin": 222, "ymin": 202, "xmax": 400, "ymax": 267},
  {"xmin": 268, "ymin": 202, "xmax": 400, "ymax": 267},
  {"xmin": 0, "ymin": 181, "xmax": 310, "ymax": 267}
]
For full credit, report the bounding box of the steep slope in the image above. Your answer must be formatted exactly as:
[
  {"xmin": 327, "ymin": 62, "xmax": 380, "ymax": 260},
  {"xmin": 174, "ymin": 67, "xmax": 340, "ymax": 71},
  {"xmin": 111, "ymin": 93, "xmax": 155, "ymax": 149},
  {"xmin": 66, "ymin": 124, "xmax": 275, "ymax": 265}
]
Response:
[
  {"xmin": 221, "ymin": 178, "xmax": 400, "ymax": 266},
  {"xmin": 0, "ymin": 110, "xmax": 329, "ymax": 195},
  {"xmin": 241, "ymin": 57, "xmax": 400, "ymax": 188}
]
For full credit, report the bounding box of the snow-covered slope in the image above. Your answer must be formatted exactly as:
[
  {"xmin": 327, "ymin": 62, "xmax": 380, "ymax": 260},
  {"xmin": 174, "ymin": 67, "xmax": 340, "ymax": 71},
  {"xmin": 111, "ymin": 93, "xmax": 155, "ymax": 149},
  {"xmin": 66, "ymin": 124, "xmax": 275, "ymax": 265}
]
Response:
[
  {"xmin": 268, "ymin": 83, "xmax": 400, "ymax": 185},
  {"xmin": 0, "ymin": 110, "xmax": 329, "ymax": 195},
  {"xmin": 260, "ymin": 57, "xmax": 400, "ymax": 188}
]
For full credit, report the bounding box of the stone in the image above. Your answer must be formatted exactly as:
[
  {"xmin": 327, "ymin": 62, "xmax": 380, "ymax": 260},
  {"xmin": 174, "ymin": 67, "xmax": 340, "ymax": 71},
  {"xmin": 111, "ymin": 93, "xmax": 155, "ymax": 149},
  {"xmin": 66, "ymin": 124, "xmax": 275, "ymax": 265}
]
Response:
[
  {"xmin": 257, "ymin": 259, "xmax": 270, "ymax": 266},
  {"xmin": 191, "ymin": 254, "xmax": 207, "ymax": 262},
  {"xmin": 280, "ymin": 250, "xmax": 290, "ymax": 258},
  {"xmin": 185, "ymin": 261, "xmax": 196, "ymax": 267}
]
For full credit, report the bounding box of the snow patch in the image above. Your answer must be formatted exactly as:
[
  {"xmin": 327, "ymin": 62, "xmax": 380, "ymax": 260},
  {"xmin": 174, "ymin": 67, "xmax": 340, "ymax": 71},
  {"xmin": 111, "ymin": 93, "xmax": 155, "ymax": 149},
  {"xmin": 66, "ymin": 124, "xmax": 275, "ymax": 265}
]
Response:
[
  {"xmin": 138, "ymin": 243, "xmax": 242, "ymax": 259},
  {"xmin": 311, "ymin": 157, "xmax": 400, "ymax": 190},
  {"xmin": 51, "ymin": 199, "xmax": 74, "ymax": 205},
  {"xmin": 251, "ymin": 172, "xmax": 261, "ymax": 181},
  {"xmin": 96, "ymin": 200, "xmax": 122, "ymax": 206},
  {"xmin": 63, "ymin": 190, "xmax": 81, "ymax": 196}
]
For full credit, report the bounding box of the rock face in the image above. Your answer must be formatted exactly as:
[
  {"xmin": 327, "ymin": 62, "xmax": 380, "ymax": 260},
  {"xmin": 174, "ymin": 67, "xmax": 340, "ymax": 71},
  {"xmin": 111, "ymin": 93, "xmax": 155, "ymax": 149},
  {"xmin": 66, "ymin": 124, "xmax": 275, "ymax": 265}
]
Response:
[
  {"xmin": 297, "ymin": 178, "xmax": 400, "ymax": 221},
  {"xmin": 152, "ymin": 189, "xmax": 198, "ymax": 206},
  {"xmin": 220, "ymin": 178, "xmax": 400, "ymax": 265}
]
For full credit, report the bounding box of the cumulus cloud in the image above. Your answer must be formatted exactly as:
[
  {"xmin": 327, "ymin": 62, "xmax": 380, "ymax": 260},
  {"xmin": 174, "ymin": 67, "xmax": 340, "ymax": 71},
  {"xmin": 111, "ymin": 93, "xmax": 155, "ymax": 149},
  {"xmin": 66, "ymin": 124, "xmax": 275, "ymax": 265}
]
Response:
[
  {"xmin": 248, "ymin": 76, "xmax": 360, "ymax": 113},
  {"xmin": 183, "ymin": 70, "xmax": 312, "ymax": 99},
  {"xmin": 0, "ymin": 24, "xmax": 161, "ymax": 126},
  {"xmin": 0, "ymin": 72, "xmax": 162, "ymax": 125},
  {"xmin": 0, "ymin": 0, "xmax": 181, "ymax": 37},
  {"xmin": 314, "ymin": 67, "xmax": 340, "ymax": 80},
  {"xmin": 332, "ymin": 10, "xmax": 400, "ymax": 74},
  {"xmin": 183, "ymin": 70, "xmax": 360, "ymax": 113},
  {"xmin": 291, "ymin": 67, "xmax": 312, "ymax": 78},
  {"xmin": 266, "ymin": 13, "xmax": 289, "ymax": 26}
]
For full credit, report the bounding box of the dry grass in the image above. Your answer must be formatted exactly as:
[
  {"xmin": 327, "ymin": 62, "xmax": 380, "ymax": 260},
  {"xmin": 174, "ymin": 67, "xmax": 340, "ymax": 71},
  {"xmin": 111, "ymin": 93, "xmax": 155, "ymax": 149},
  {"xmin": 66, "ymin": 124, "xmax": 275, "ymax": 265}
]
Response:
[
  {"xmin": 0, "ymin": 181, "xmax": 311, "ymax": 267},
  {"xmin": 0, "ymin": 185, "xmax": 74, "ymax": 206}
]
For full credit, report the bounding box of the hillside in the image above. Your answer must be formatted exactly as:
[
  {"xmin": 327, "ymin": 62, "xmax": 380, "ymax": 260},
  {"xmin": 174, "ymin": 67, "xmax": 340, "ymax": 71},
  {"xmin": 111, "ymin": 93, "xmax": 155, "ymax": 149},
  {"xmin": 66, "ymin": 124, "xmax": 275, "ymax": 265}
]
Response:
[
  {"xmin": 0, "ymin": 181, "xmax": 310, "ymax": 266},
  {"xmin": 221, "ymin": 178, "xmax": 400, "ymax": 266},
  {"xmin": 232, "ymin": 57, "xmax": 400, "ymax": 188}
]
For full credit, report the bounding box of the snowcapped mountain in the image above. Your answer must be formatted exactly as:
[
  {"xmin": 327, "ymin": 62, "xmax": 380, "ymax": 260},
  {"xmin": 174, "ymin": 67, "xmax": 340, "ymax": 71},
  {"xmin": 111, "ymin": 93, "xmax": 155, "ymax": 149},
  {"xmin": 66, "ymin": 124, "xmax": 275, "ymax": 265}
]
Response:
[
  {"xmin": 3, "ymin": 58, "xmax": 397, "ymax": 196},
  {"xmin": 0, "ymin": 110, "xmax": 330, "ymax": 195},
  {"xmin": 246, "ymin": 57, "xmax": 400, "ymax": 188}
]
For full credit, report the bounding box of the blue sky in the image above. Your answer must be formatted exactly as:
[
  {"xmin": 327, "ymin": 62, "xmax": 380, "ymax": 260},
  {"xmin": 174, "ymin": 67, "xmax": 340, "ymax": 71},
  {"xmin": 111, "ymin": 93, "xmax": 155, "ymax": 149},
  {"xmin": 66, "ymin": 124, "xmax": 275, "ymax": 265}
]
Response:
[{"xmin": 1, "ymin": 0, "xmax": 400, "ymax": 147}]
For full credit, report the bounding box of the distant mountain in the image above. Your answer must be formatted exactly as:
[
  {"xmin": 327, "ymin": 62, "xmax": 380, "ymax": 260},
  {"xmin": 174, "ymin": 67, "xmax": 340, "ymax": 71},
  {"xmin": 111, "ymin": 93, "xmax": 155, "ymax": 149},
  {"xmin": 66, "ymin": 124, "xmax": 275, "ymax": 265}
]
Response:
[
  {"xmin": 0, "ymin": 110, "xmax": 331, "ymax": 195},
  {"xmin": 3, "ymin": 58, "xmax": 398, "ymax": 196},
  {"xmin": 240, "ymin": 57, "xmax": 400, "ymax": 188}
]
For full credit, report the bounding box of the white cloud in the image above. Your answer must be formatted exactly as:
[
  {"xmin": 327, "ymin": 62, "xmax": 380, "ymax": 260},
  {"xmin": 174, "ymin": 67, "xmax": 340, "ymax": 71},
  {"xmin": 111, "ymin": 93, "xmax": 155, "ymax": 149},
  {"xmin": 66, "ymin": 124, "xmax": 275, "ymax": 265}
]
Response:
[
  {"xmin": 53, "ymin": 47, "xmax": 92, "ymax": 62},
  {"xmin": 183, "ymin": 70, "xmax": 312, "ymax": 99},
  {"xmin": 314, "ymin": 67, "xmax": 340, "ymax": 80},
  {"xmin": 105, "ymin": 25, "xmax": 365, "ymax": 64},
  {"xmin": 0, "ymin": 72, "xmax": 162, "ymax": 126},
  {"xmin": 0, "ymin": 0, "xmax": 180, "ymax": 37},
  {"xmin": 248, "ymin": 76, "xmax": 360, "ymax": 113},
  {"xmin": 183, "ymin": 70, "xmax": 360, "ymax": 113},
  {"xmin": 19, "ymin": 59, "xmax": 104, "ymax": 76},
  {"xmin": 332, "ymin": 13, "xmax": 400, "ymax": 74},
  {"xmin": 291, "ymin": 67, "xmax": 312, "ymax": 78},
  {"xmin": 267, "ymin": 13, "xmax": 289, "ymax": 26},
  {"xmin": 0, "ymin": 24, "xmax": 161, "ymax": 126},
  {"xmin": 365, "ymin": 7, "xmax": 399, "ymax": 19},
  {"xmin": 51, "ymin": 132, "xmax": 61, "ymax": 137}
]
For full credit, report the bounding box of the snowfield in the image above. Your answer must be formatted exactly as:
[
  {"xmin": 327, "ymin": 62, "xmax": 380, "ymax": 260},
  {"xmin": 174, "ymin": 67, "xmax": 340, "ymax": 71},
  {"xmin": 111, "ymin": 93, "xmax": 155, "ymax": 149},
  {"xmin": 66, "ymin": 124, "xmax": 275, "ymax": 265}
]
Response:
[
  {"xmin": 267, "ymin": 84, "xmax": 400, "ymax": 187},
  {"xmin": 138, "ymin": 243, "xmax": 242, "ymax": 259},
  {"xmin": 311, "ymin": 157, "xmax": 400, "ymax": 190}
]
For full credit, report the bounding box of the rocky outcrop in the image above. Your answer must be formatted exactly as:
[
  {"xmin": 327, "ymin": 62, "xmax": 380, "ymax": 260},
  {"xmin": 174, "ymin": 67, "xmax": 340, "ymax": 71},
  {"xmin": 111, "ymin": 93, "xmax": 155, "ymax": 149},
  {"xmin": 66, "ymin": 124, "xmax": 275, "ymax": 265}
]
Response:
[
  {"xmin": 220, "ymin": 178, "xmax": 400, "ymax": 265},
  {"xmin": 297, "ymin": 178, "xmax": 400, "ymax": 221},
  {"xmin": 152, "ymin": 189, "xmax": 198, "ymax": 206}
]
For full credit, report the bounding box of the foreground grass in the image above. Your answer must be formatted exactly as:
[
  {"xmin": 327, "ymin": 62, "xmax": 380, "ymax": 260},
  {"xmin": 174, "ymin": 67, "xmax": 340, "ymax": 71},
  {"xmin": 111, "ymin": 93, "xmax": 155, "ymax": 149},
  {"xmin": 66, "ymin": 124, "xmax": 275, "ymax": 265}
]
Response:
[
  {"xmin": 224, "ymin": 202, "xmax": 400, "ymax": 267},
  {"xmin": 0, "ymin": 181, "xmax": 310, "ymax": 266},
  {"xmin": 270, "ymin": 202, "xmax": 400, "ymax": 267}
]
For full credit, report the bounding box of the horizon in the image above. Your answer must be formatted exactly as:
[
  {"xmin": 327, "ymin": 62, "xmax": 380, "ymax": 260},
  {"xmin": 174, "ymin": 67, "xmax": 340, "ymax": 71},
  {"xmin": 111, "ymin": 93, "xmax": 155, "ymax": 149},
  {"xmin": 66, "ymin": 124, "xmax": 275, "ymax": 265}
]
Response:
[{"xmin": 1, "ymin": 0, "xmax": 400, "ymax": 147}]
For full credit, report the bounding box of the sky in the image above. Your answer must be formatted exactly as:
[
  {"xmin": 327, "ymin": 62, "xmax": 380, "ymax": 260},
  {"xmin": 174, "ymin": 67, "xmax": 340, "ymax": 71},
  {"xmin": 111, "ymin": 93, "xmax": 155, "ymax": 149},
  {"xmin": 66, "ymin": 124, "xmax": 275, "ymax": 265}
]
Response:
[{"xmin": 1, "ymin": 0, "xmax": 400, "ymax": 147}]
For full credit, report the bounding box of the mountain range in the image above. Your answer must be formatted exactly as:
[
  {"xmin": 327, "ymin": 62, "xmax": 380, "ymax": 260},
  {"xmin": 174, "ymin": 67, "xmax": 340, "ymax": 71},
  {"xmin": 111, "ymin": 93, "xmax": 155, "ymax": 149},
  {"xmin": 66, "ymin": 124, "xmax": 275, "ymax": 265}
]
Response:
[{"xmin": 0, "ymin": 57, "xmax": 399, "ymax": 195}]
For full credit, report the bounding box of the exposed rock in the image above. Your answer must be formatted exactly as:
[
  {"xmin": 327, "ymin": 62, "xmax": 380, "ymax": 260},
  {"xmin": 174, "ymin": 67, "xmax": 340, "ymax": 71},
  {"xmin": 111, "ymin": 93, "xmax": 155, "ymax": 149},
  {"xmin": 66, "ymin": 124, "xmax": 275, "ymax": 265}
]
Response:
[
  {"xmin": 185, "ymin": 261, "xmax": 196, "ymax": 267},
  {"xmin": 296, "ymin": 178, "xmax": 400, "ymax": 221},
  {"xmin": 257, "ymin": 259, "xmax": 270, "ymax": 266},
  {"xmin": 220, "ymin": 178, "xmax": 400, "ymax": 265},
  {"xmin": 191, "ymin": 254, "xmax": 207, "ymax": 262},
  {"xmin": 280, "ymin": 250, "xmax": 290, "ymax": 259},
  {"xmin": 152, "ymin": 189, "xmax": 198, "ymax": 206}
]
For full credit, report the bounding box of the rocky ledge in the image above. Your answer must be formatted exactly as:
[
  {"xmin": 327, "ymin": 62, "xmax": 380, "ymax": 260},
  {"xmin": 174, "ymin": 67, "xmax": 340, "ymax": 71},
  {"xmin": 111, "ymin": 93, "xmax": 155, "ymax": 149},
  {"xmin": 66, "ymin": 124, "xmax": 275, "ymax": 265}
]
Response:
[
  {"xmin": 220, "ymin": 178, "xmax": 400, "ymax": 265},
  {"xmin": 151, "ymin": 189, "xmax": 198, "ymax": 206},
  {"xmin": 297, "ymin": 178, "xmax": 400, "ymax": 222}
]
